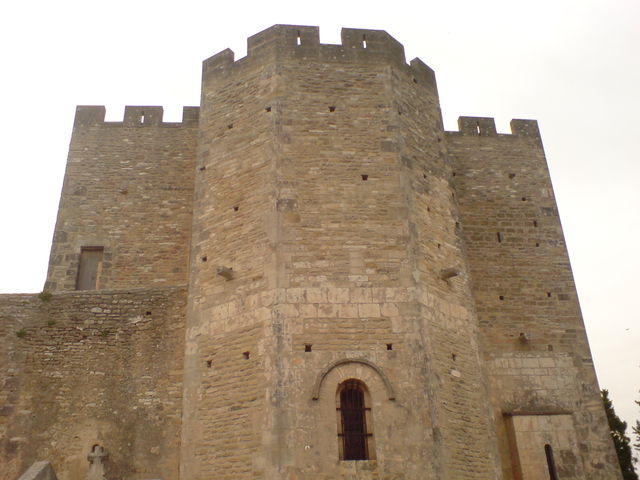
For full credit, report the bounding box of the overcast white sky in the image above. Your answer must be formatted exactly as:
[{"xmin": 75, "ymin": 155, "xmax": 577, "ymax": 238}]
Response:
[{"xmin": 1, "ymin": 0, "xmax": 638, "ymax": 445}]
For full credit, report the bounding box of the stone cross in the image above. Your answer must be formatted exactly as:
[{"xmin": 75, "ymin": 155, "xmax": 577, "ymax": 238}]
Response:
[{"xmin": 86, "ymin": 445, "xmax": 108, "ymax": 480}]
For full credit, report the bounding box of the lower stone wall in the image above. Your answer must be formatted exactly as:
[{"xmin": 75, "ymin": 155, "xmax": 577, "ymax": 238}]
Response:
[{"xmin": 0, "ymin": 287, "xmax": 186, "ymax": 480}]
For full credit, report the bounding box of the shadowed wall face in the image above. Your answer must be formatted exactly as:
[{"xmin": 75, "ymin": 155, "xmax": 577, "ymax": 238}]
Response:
[{"xmin": 448, "ymin": 119, "xmax": 621, "ymax": 480}]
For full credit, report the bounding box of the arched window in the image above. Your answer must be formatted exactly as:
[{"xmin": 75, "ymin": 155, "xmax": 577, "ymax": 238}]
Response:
[{"xmin": 336, "ymin": 379, "xmax": 374, "ymax": 460}]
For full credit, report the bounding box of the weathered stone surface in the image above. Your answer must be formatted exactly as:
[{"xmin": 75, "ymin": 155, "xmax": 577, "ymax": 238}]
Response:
[
  {"xmin": 16, "ymin": 461, "xmax": 58, "ymax": 480},
  {"xmin": 0, "ymin": 25, "xmax": 622, "ymax": 480}
]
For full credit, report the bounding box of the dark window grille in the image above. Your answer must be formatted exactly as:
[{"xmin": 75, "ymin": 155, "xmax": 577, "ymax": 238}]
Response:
[
  {"xmin": 338, "ymin": 380, "xmax": 371, "ymax": 460},
  {"xmin": 544, "ymin": 444, "xmax": 559, "ymax": 480}
]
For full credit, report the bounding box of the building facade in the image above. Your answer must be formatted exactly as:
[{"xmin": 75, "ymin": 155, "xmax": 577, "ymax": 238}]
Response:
[{"xmin": 0, "ymin": 25, "xmax": 622, "ymax": 480}]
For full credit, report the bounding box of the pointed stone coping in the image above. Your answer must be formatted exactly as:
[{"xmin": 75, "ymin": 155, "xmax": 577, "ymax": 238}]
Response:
[
  {"xmin": 311, "ymin": 358, "xmax": 396, "ymax": 401},
  {"xmin": 17, "ymin": 461, "xmax": 58, "ymax": 480}
]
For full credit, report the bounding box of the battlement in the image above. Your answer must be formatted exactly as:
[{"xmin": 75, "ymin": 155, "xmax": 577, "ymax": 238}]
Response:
[
  {"xmin": 203, "ymin": 25, "xmax": 435, "ymax": 87},
  {"xmin": 73, "ymin": 105, "xmax": 200, "ymax": 128},
  {"xmin": 448, "ymin": 116, "xmax": 540, "ymax": 138}
]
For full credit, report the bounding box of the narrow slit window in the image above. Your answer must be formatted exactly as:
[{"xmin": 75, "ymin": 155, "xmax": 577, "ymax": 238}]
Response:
[
  {"xmin": 362, "ymin": 35, "xmax": 367, "ymax": 49},
  {"xmin": 476, "ymin": 121, "xmax": 481, "ymax": 135},
  {"xmin": 76, "ymin": 247, "xmax": 104, "ymax": 291},
  {"xmin": 544, "ymin": 444, "xmax": 559, "ymax": 480},
  {"xmin": 140, "ymin": 114, "xmax": 145, "ymax": 124},
  {"xmin": 337, "ymin": 379, "xmax": 373, "ymax": 461},
  {"xmin": 296, "ymin": 31, "xmax": 301, "ymax": 45},
  {"xmin": 497, "ymin": 232, "xmax": 502, "ymax": 243}
]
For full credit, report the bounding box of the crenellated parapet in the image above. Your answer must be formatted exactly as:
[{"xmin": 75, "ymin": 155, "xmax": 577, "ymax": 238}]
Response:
[
  {"xmin": 448, "ymin": 116, "xmax": 540, "ymax": 138},
  {"xmin": 202, "ymin": 25, "xmax": 436, "ymax": 88},
  {"xmin": 73, "ymin": 105, "xmax": 199, "ymax": 128}
]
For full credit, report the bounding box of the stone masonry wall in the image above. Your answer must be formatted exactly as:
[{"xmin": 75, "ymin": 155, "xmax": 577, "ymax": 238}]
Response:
[
  {"xmin": 3, "ymin": 24, "xmax": 623, "ymax": 480},
  {"xmin": 447, "ymin": 118, "xmax": 621, "ymax": 480},
  {"xmin": 44, "ymin": 107, "xmax": 198, "ymax": 292},
  {"xmin": 0, "ymin": 287, "xmax": 186, "ymax": 480},
  {"xmin": 181, "ymin": 39, "xmax": 277, "ymax": 480},
  {"xmin": 181, "ymin": 25, "xmax": 500, "ymax": 480}
]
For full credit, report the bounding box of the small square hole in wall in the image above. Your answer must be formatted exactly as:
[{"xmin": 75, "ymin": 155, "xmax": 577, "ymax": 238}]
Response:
[
  {"xmin": 146, "ymin": 311, "xmax": 152, "ymax": 316},
  {"xmin": 243, "ymin": 351, "xmax": 250, "ymax": 360},
  {"xmin": 328, "ymin": 106, "xmax": 336, "ymax": 112},
  {"xmin": 548, "ymin": 344, "xmax": 554, "ymax": 351},
  {"xmin": 206, "ymin": 360, "xmax": 212, "ymax": 368},
  {"xmin": 499, "ymin": 296, "xmax": 504, "ymax": 301},
  {"xmin": 521, "ymin": 197, "xmax": 526, "ymax": 201},
  {"xmin": 201, "ymin": 256, "xmax": 207, "ymax": 262},
  {"xmin": 547, "ymin": 292, "xmax": 551, "ymax": 298},
  {"xmin": 199, "ymin": 165, "xmax": 206, "ymax": 171},
  {"xmin": 533, "ymin": 220, "xmax": 538, "ymax": 227},
  {"xmin": 304, "ymin": 344, "xmax": 312, "ymax": 352},
  {"xmin": 386, "ymin": 343, "xmax": 393, "ymax": 351},
  {"xmin": 451, "ymin": 353, "xmax": 456, "ymax": 361},
  {"xmin": 265, "ymin": 106, "xmax": 272, "ymax": 112},
  {"xmin": 227, "ymin": 124, "xmax": 233, "ymax": 129},
  {"xmin": 233, "ymin": 206, "xmax": 239, "ymax": 212},
  {"xmin": 361, "ymin": 174, "xmax": 368, "ymax": 181},
  {"xmin": 509, "ymin": 173, "xmax": 516, "ymax": 179},
  {"xmin": 535, "ymin": 242, "xmax": 540, "ymax": 247}
]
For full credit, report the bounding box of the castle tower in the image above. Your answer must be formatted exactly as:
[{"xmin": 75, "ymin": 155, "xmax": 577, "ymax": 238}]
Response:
[
  {"xmin": 0, "ymin": 25, "xmax": 621, "ymax": 480},
  {"xmin": 181, "ymin": 25, "xmax": 500, "ymax": 479}
]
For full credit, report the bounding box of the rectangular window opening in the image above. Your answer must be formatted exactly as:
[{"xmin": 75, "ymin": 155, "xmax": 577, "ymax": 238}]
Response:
[
  {"xmin": 305, "ymin": 344, "xmax": 312, "ymax": 352},
  {"xmin": 76, "ymin": 247, "xmax": 104, "ymax": 291},
  {"xmin": 296, "ymin": 31, "xmax": 301, "ymax": 45},
  {"xmin": 362, "ymin": 35, "xmax": 367, "ymax": 49}
]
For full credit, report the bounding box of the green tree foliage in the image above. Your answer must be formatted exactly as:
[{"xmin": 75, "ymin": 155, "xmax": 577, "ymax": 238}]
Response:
[
  {"xmin": 602, "ymin": 389, "xmax": 638, "ymax": 480},
  {"xmin": 633, "ymin": 397, "xmax": 640, "ymax": 456}
]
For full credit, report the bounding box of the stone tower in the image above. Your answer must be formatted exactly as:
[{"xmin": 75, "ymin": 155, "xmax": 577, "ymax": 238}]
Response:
[{"xmin": 0, "ymin": 25, "xmax": 622, "ymax": 480}]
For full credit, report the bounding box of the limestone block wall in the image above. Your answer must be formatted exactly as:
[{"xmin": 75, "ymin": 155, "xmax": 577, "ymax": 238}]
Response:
[
  {"xmin": 44, "ymin": 107, "xmax": 198, "ymax": 292},
  {"xmin": 181, "ymin": 38, "xmax": 278, "ymax": 480},
  {"xmin": 182, "ymin": 25, "xmax": 500, "ymax": 480},
  {"xmin": 0, "ymin": 288, "xmax": 186, "ymax": 480},
  {"xmin": 447, "ymin": 118, "xmax": 621, "ymax": 480}
]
